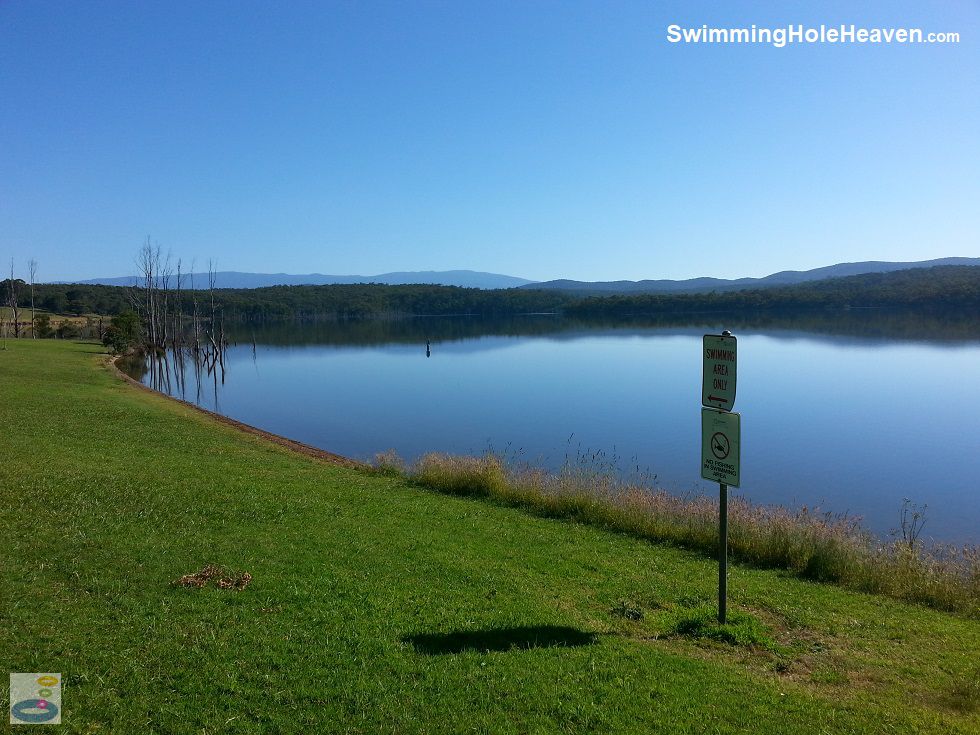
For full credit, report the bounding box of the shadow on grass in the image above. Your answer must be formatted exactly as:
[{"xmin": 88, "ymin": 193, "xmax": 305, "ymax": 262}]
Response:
[
  {"xmin": 402, "ymin": 625, "xmax": 596, "ymax": 655},
  {"xmin": 72, "ymin": 340, "xmax": 107, "ymax": 353}
]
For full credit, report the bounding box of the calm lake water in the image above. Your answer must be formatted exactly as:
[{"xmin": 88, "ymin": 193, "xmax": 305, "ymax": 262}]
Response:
[{"xmin": 126, "ymin": 311, "xmax": 980, "ymax": 545}]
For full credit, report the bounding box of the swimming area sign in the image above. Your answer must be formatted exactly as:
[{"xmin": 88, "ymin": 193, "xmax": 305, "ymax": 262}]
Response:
[{"xmin": 702, "ymin": 334, "xmax": 737, "ymax": 410}]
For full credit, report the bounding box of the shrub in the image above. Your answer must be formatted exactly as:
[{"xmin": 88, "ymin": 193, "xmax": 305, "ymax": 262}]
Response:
[
  {"xmin": 33, "ymin": 314, "xmax": 53, "ymax": 338},
  {"xmin": 56, "ymin": 321, "xmax": 79, "ymax": 339},
  {"xmin": 102, "ymin": 311, "xmax": 141, "ymax": 354}
]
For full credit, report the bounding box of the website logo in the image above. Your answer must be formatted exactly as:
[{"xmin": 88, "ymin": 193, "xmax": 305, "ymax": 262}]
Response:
[{"xmin": 9, "ymin": 673, "xmax": 62, "ymax": 725}]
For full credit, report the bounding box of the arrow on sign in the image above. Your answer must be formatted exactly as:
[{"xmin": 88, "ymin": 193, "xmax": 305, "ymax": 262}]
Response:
[{"xmin": 707, "ymin": 395, "xmax": 730, "ymax": 405}]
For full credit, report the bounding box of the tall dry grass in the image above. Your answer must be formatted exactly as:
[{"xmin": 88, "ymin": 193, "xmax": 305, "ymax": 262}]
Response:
[{"xmin": 374, "ymin": 450, "xmax": 980, "ymax": 616}]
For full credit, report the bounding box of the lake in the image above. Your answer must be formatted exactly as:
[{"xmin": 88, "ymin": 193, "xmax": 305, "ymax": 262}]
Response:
[{"xmin": 125, "ymin": 310, "xmax": 980, "ymax": 545}]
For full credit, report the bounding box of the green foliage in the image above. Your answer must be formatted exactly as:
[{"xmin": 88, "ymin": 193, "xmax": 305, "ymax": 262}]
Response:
[
  {"xmin": 102, "ymin": 310, "xmax": 141, "ymax": 353},
  {"xmin": 102, "ymin": 326, "xmax": 127, "ymax": 353},
  {"xmin": 33, "ymin": 313, "xmax": 53, "ymax": 338},
  {"xmin": 55, "ymin": 320, "xmax": 78, "ymax": 339},
  {"xmin": 202, "ymin": 282, "xmax": 574, "ymax": 321},
  {"xmin": 42, "ymin": 291, "xmax": 68, "ymax": 312},
  {"xmin": 565, "ymin": 266, "xmax": 980, "ymax": 317},
  {"xmin": 66, "ymin": 288, "xmax": 88, "ymax": 315},
  {"xmin": 24, "ymin": 280, "xmax": 573, "ymax": 320},
  {"xmin": 19, "ymin": 265, "xmax": 980, "ymax": 322}
]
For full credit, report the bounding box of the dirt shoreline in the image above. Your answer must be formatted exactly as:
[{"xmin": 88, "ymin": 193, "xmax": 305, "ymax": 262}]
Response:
[{"xmin": 107, "ymin": 352, "xmax": 367, "ymax": 470}]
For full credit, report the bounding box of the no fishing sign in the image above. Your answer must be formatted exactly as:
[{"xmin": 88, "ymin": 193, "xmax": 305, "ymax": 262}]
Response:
[{"xmin": 701, "ymin": 407, "xmax": 740, "ymax": 487}]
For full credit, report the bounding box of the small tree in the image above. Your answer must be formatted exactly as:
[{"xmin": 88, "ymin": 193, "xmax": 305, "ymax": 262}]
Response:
[
  {"xmin": 102, "ymin": 310, "xmax": 141, "ymax": 354},
  {"xmin": 56, "ymin": 320, "xmax": 78, "ymax": 340},
  {"xmin": 34, "ymin": 314, "xmax": 53, "ymax": 338}
]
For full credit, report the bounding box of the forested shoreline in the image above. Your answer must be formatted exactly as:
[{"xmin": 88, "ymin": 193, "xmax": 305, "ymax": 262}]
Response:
[
  {"xmin": 564, "ymin": 265, "xmax": 980, "ymax": 316},
  {"xmin": 3, "ymin": 264, "xmax": 978, "ymax": 323}
]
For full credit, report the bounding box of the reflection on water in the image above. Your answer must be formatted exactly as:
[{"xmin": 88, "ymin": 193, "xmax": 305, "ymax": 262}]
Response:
[
  {"xmin": 121, "ymin": 344, "xmax": 228, "ymax": 411},
  {"xmin": 123, "ymin": 310, "xmax": 980, "ymax": 544},
  {"xmin": 216, "ymin": 307, "xmax": 980, "ymax": 348}
]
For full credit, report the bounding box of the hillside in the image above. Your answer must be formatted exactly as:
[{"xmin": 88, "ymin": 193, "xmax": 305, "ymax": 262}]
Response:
[
  {"xmin": 69, "ymin": 269, "xmax": 537, "ymax": 290},
  {"xmin": 523, "ymin": 257, "xmax": 980, "ymax": 295}
]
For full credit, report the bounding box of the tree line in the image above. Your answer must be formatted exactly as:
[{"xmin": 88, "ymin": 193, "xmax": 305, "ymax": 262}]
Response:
[
  {"xmin": 3, "ymin": 279, "xmax": 576, "ymax": 323},
  {"xmin": 563, "ymin": 265, "xmax": 980, "ymax": 317},
  {"xmin": 4, "ymin": 263, "xmax": 978, "ymax": 343}
]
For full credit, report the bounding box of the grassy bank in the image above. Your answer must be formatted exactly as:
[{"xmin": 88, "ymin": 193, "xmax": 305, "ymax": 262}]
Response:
[
  {"xmin": 389, "ymin": 453, "xmax": 980, "ymax": 616},
  {"xmin": 1, "ymin": 339, "xmax": 979, "ymax": 733}
]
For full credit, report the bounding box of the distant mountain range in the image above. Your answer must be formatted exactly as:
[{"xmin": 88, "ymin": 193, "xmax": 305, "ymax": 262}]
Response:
[
  {"xmin": 518, "ymin": 257, "xmax": 980, "ymax": 295},
  {"xmin": 70, "ymin": 270, "xmax": 536, "ymax": 290},
  {"xmin": 66, "ymin": 257, "xmax": 979, "ymax": 293}
]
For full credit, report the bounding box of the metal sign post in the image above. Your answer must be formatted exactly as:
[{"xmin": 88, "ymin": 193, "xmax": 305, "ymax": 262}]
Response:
[
  {"xmin": 701, "ymin": 331, "xmax": 740, "ymax": 624},
  {"xmin": 719, "ymin": 482, "xmax": 728, "ymax": 624}
]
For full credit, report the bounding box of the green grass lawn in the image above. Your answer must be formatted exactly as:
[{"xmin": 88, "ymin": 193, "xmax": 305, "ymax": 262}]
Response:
[{"xmin": 2, "ymin": 339, "xmax": 978, "ymax": 733}]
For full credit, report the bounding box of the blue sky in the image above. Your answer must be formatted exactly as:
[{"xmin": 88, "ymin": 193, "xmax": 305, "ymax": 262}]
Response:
[{"xmin": 2, "ymin": 1, "xmax": 977, "ymax": 282}]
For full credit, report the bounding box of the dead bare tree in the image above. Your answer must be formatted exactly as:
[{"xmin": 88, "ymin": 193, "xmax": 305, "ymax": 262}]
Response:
[
  {"xmin": 7, "ymin": 259, "xmax": 20, "ymax": 338},
  {"xmin": 127, "ymin": 245, "xmax": 225, "ymax": 387},
  {"xmin": 28, "ymin": 259, "xmax": 37, "ymax": 338},
  {"xmin": 189, "ymin": 260, "xmax": 200, "ymax": 352},
  {"xmin": 208, "ymin": 259, "xmax": 216, "ymax": 335},
  {"xmin": 158, "ymin": 251, "xmax": 173, "ymax": 349},
  {"xmin": 135, "ymin": 238, "xmax": 181, "ymax": 352},
  {"xmin": 174, "ymin": 258, "xmax": 184, "ymax": 350},
  {"xmin": 137, "ymin": 237, "xmax": 158, "ymax": 348},
  {"xmin": 207, "ymin": 260, "xmax": 219, "ymax": 361},
  {"xmin": 197, "ymin": 260, "xmax": 228, "ymax": 374}
]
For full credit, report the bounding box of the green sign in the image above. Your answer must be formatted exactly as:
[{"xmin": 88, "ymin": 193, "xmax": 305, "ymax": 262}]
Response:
[
  {"xmin": 701, "ymin": 408, "xmax": 740, "ymax": 487},
  {"xmin": 702, "ymin": 334, "xmax": 737, "ymax": 410}
]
